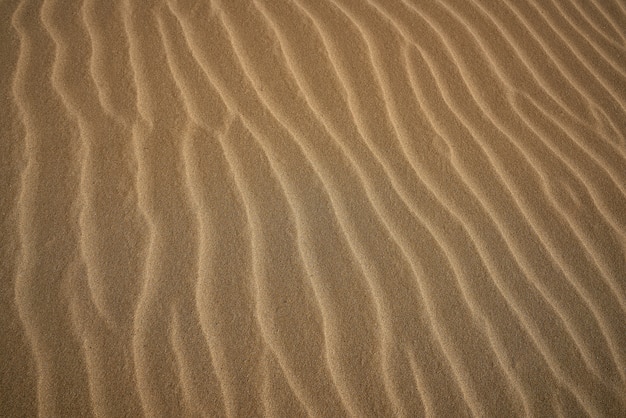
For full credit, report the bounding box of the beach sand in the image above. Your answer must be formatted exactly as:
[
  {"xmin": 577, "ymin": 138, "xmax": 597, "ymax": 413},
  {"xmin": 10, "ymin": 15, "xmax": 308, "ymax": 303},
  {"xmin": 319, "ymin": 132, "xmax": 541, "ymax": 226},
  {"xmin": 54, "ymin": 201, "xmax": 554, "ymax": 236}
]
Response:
[{"xmin": 1, "ymin": 0, "xmax": 626, "ymax": 416}]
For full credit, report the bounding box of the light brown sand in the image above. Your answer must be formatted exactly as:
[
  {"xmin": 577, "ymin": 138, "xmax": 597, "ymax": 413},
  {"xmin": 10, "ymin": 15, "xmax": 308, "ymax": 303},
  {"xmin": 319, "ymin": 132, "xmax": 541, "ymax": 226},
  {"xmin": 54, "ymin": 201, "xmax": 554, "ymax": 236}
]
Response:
[{"xmin": 2, "ymin": 0, "xmax": 626, "ymax": 416}]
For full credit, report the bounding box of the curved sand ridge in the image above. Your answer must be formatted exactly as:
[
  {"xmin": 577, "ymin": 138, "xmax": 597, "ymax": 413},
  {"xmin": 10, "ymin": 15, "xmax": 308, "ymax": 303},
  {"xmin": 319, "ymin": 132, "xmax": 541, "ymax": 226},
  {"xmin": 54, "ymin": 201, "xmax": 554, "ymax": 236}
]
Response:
[{"xmin": 2, "ymin": 0, "xmax": 626, "ymax": 416}]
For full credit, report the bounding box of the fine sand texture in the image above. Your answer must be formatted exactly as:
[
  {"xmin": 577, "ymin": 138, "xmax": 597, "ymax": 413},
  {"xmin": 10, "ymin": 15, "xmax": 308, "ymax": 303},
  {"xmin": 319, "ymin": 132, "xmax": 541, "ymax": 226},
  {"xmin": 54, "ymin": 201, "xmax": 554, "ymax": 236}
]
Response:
[{"xmin": 2, "ymin": 0, "xmax": 626, "ymax": 416}]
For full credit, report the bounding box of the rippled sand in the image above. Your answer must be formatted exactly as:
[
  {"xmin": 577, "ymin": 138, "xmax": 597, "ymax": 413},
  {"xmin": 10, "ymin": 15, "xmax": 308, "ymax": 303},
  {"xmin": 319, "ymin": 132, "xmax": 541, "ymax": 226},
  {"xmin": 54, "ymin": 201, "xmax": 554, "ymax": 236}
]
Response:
[{"xmin": 2, "ymin": 0, "xmax": 626, "ymax": 416}]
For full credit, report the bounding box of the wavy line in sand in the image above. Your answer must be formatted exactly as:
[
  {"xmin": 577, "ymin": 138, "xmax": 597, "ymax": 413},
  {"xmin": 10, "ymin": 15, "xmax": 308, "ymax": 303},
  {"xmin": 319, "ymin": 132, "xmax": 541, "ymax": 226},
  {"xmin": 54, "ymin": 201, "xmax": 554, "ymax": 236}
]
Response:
[{"xmin": 6, "ymin": 0, "xmax": 626, "ymax": 416}]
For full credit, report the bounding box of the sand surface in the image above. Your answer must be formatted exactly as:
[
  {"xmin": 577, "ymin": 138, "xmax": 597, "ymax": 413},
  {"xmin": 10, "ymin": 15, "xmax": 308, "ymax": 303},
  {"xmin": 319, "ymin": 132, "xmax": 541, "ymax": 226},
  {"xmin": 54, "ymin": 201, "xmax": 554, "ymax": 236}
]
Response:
[{"xmin": 2, "ymin": 0, "xmax": 626, "ymax": 416}]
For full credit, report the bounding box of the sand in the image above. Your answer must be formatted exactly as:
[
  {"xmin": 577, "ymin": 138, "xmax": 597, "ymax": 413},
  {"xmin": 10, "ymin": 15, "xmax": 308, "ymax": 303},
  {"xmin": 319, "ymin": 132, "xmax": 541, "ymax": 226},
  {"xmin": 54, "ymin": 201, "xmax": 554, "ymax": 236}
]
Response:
[{"xmin": 1, "ymin": 0, "xmax": 626, "ymax": 416}]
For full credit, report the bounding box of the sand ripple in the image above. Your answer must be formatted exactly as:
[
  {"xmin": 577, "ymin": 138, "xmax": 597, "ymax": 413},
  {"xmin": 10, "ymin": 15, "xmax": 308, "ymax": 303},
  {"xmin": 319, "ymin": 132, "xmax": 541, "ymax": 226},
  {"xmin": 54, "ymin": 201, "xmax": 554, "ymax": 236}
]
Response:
[{"xmin": 3, "ymin": 0, "xmax": 626, "ymax": 416}]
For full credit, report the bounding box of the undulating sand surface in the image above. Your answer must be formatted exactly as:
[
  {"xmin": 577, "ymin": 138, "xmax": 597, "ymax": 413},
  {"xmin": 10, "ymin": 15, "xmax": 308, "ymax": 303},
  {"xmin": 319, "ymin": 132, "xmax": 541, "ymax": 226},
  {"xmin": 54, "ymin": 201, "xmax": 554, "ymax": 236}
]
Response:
[{"xmin": 2, "ymin": 0, "xmax": 626, "ymax": 416}]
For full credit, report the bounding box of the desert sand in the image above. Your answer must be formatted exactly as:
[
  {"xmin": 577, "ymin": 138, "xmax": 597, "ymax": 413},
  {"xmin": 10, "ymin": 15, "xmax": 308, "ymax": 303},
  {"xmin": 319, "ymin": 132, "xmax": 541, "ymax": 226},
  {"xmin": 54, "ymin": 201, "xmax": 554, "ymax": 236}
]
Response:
[{"xmin": 1, "ymin": 0, "xmax": 626, "ymax": 416}]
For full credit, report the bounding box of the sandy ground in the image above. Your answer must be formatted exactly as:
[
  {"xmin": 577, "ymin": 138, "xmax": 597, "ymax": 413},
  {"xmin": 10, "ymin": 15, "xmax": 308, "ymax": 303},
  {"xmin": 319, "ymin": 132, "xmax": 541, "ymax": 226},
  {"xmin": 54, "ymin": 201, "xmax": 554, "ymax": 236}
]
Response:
[{"xmin": 2, "ymin": 0, "xmax": 626, "ymax": 416}]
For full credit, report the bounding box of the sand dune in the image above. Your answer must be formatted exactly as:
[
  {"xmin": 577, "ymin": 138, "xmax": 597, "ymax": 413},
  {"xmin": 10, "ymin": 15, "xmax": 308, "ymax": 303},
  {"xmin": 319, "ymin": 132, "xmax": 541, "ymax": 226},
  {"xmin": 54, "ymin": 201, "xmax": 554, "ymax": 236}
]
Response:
[{"xmin": 2, "ymin": 0, "xmax": 626, "ymax": 416}]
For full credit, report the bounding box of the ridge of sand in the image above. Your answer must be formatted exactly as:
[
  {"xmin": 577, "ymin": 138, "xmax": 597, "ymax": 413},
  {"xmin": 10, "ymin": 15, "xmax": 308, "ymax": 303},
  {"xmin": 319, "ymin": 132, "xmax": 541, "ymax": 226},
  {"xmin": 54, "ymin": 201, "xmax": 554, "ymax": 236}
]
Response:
[{"xmin": 2, "ymin": 0, "xmax": 626, "ymax": 416}]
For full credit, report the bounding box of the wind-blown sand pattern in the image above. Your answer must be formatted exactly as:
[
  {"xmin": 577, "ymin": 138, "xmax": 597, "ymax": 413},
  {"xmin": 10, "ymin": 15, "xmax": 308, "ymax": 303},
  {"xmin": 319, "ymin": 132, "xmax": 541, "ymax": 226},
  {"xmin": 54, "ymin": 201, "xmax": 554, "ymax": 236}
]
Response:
[{"xmin": 2, "ymin": 0, "xmax": 626, "ymax": 416}]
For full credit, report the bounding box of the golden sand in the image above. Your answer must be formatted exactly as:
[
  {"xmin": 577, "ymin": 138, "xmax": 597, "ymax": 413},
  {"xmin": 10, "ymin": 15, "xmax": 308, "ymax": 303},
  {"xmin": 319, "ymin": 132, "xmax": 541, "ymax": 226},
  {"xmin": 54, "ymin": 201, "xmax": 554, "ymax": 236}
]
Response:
[{"xmin": 2, "ymin": 0, "xmax": 626, "ymax": 416}]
